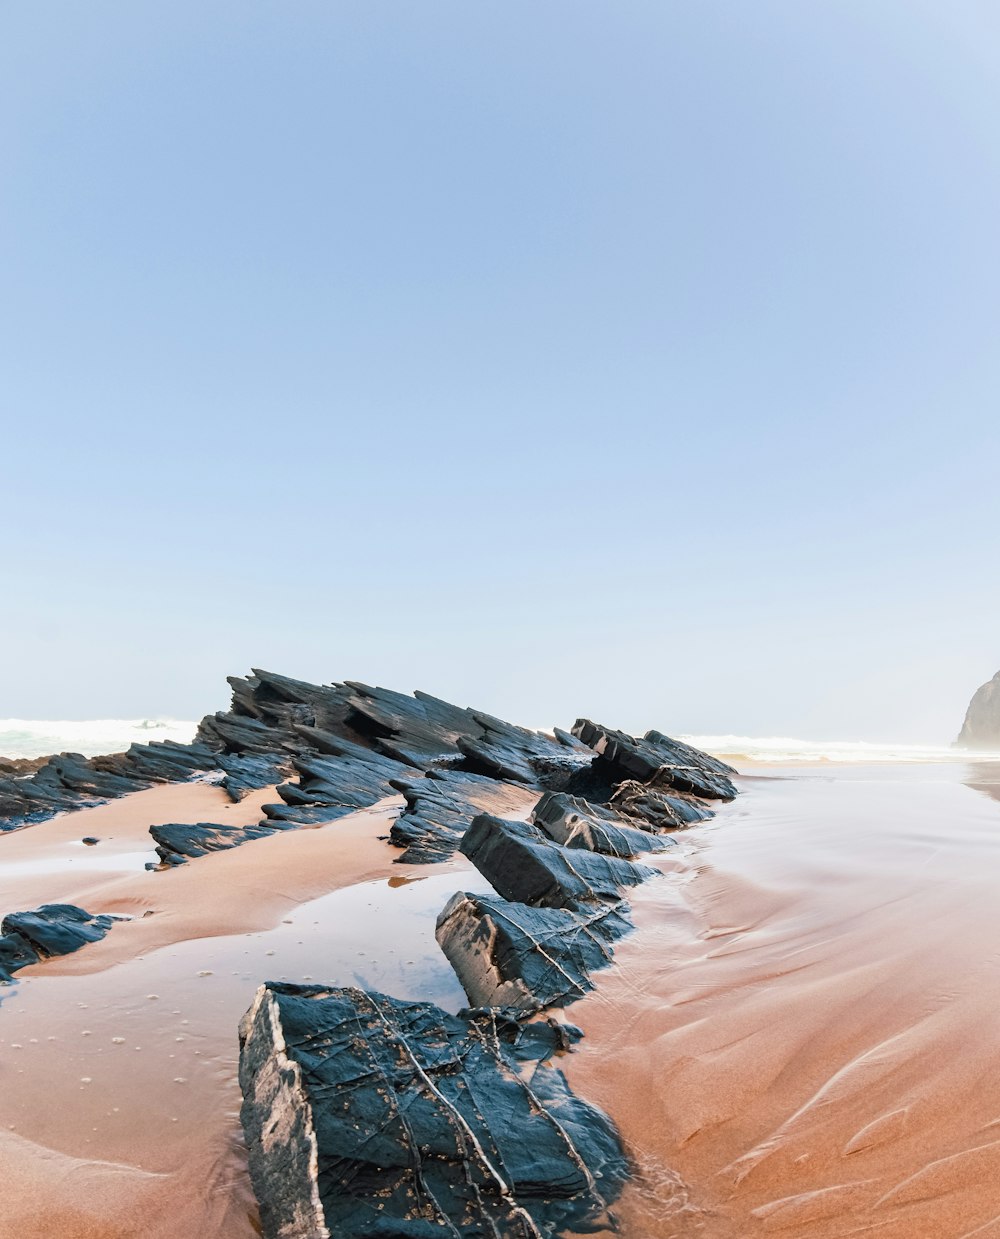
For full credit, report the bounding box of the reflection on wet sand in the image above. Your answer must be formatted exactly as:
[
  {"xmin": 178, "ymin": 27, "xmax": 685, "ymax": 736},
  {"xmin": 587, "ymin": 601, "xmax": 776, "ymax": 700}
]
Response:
[
  {"xmin": 965, "ymin": 759, "xmax": 1000, "ymax": 804},
  {"xmin": 0, "ymin": 781, "xmax": 496, "ymax": 1239},
  {"xmin": 562, "ymin": 761, "xmax": 1000, "ymax": 1237},
  {"xmin": 9, "ymin": 760, "xmax": 1000, "ymax": 1237}
]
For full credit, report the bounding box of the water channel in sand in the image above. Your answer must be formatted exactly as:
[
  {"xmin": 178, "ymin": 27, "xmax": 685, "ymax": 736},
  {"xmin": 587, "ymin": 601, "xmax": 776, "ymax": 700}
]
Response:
[{"xmin": 4, "ymin": 762, "xmax": 1000, "ymax": 1237}]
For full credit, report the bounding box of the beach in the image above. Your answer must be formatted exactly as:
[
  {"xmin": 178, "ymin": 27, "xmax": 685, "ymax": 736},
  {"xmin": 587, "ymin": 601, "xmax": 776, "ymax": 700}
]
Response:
[
  {"xmin": 2, "ymin": 748, "xmax": 1000, "ymax": 1236},
  {"xmin": 0, "ymin": 775, "xmax": 537, "ymax": 1238},
  {"xmin": 562, "ymin": 759, "xmax": 1000, "ymax": 1237}
]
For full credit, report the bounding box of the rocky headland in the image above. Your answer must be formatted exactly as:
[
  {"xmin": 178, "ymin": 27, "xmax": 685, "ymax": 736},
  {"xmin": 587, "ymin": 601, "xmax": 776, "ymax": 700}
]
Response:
[{"xmin": 957, "ymin": 668, "xmax": 1000, "ymax": 749}]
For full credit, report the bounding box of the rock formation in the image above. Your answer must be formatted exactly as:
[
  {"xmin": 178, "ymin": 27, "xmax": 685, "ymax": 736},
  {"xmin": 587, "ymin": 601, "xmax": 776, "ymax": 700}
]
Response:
[
  {"xmin": 957, "ymin": 670, "xmax": 1000, "ymax": 749},
  {"xmin": 0, "ymin": 904, "xmax": 120, "ymax": 983},
  {"xmin": 238, "ymin": 983, "xmax": 628, "ymax": 1239},
  {"xmin": 1, "ymin": 670, "xmax": 742, "ymax": 1234},
  {"xmin": 436, "ymin": 891, "xmax": 630, "ymax": 1011}
]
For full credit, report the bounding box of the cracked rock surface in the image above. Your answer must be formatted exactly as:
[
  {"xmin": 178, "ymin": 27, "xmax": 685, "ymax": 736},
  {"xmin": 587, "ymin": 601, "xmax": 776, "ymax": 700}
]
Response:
[{"xmin": 238, "ymin": 983, "xmax": 628, "ymax": 1239}]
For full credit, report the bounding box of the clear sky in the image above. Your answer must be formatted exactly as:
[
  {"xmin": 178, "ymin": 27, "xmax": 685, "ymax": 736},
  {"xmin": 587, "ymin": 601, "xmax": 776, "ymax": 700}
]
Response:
[{"xmin": 3, "ymin": 2, "xmax": 999, "ymax": 740}]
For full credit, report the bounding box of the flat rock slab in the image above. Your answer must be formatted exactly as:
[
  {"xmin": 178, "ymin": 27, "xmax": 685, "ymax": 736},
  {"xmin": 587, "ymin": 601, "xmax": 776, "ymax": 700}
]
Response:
[
  {"xmin": 0, "ymin": 903, "xmax": 119, "ymax": 983},
  {"xmin": 437, "ymin": 890, "xmax": 630, "ymax": 1012},
  {"xmin": 148, "ymin": 820, "xmax": 288, "ymax": 866},
  {"xmin": 238, "ymin": 983, "xmax": 627, "ymax": 1239},
  {"xmin": 460, "ymin": 813, "xmax": 654, "ymax": 911}
]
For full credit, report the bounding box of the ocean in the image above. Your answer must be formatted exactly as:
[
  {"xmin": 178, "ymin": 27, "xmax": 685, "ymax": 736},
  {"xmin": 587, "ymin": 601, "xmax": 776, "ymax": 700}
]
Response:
[
  {"xmin": 0, "ymin": 719, "xmax": 990, "ymax": 765},
  {"xmin": 0, "ymin": 718, "xmax": 199, "ymax": 760}
]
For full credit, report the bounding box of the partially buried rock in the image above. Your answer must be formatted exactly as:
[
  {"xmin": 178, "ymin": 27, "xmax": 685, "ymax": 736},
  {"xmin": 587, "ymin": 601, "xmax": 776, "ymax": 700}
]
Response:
[
  {"xmin": 148, "ymin": 820, "xmax": 287, "ymax": 866},
  {"xmin": 238, "ymin": 983, "xmax": 627, "ymax": 1239},
  {"xmin": 0, "ymin": 903, "xmax": 119, "ymax": 982}
]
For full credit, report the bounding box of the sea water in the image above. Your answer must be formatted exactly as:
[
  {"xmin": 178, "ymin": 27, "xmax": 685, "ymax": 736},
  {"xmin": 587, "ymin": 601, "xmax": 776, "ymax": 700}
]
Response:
[
  {"xmin": 0, "ymin": 718, "xmax": 198, "ymax": 760},
  {"xmin": 0, "ymin": 718, "xmax": 992, "ymax": 766}
]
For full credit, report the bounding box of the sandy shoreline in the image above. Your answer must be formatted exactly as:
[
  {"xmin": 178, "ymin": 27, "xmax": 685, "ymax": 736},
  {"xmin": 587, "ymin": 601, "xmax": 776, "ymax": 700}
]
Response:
[
  {"xmin": 562, "ymin": 760, "xmax": 1000, "ymax": 1237},
  {"xmin": 5, "ymin": 760, "xmax": 1000, "ymax": 1236}
]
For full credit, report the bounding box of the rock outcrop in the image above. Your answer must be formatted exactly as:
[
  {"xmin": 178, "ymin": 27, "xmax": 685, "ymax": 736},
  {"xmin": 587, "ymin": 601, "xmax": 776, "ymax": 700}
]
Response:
[
  {"xmin": 219, "ymin": 680, "xmax": 740, "ymax": 1234},
  {"xmin": 0, "ymin": 671, "xmax": 590, "ymax": 846},
  {"xmin": 238, "ymin": 983, "xmax": 627, "ymax": 1239},
  {"xmin": 957, "ymin": 671, "xmax": 1000, "ymax": 750},
  {"xmin": 570, "ymin": 719, "xmax": 738, "ymax": 801}
]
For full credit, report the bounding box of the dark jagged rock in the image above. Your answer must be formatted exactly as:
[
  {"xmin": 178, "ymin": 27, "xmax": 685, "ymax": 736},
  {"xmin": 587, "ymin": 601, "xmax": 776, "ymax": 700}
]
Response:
[
  {"xmin": 261, "ymin": 746, "xmax": 409, "ymax": 827},
  {"xmin": 388, "ymin": 768, "xmax": 516, "ymax": 863},
  {"xmin": 219, "ymin": 671, "xmax": 587, "ymax": 787},
  {"xmin": 437, "ymin": 891, "xmax": 630, "ymax": 1011},
  {"xmin": 0, "ymin": 672, "xmax": 736, "ymax": 902},
  {"xmin": 0, "ymin": 904, "xmax": 119, "ymax": 982},
  {"xmin": 148, "ymin": 820, "xmax": 286, "ymax": 866},
  {"xmin": 238, "ymin": 983, "xmax": 627, "ymax": 1239},
  {"xmin": 460, "ymin": 813, "xmax": 654, "ymax": 911},
  {"xmin": 458, "ymin": 712, "xmax": 590, "ymax": 786},
  {"xmin": 608, "ymin": 780, "xmax": 714, "ymax": 829},
  {"xmin": 344, "ymin": 683, "xmax": 485, "ymax": 766},
  {"xmin": 0, "ymin": 742, "xmax": 222, "ymax": 832},
  {"xmin": 81, "ymin": 836, "xmax": 100, "ymax": 845},
  {"xmin": 216, "ymin": 752, "xmax": 292, "ymax": 801},
  {"xmin": 957, "ymin": 670, "xmax": 1000, "ymax": 749},
  {"xmin": 571, "ymin": 719, "xmax": 738, "ymax": 801},
  {"xmin": 92, "ymin": 740, "xmax": 220, "ymax": 784},
  {"xmin": 531, "ymin": 790, "xmax": 676, "ymax": 856},
  {"xmin": 0, "ymin": 932, "xmax": 40, "ymax": 983}
]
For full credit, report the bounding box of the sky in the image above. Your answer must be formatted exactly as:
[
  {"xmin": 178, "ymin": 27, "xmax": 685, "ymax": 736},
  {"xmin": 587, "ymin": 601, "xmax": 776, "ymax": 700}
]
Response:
[{"xmin": 2, "ymin": 2, "xmax": 999, "ymax": 741}]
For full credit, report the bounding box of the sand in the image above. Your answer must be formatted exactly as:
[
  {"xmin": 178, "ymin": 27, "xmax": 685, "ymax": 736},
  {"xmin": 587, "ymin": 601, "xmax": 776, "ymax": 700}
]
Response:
[
  {"xmin": 562, "ymin": 761, "xmax": 1000, "ymax": 1238},
  {"xmin": 0, "ymin": 779, "xmax": 539, "ymax": 1239},
  {"xmin": 8, "ymin": 761, "xmax": 1000, "ymax": 1237}
]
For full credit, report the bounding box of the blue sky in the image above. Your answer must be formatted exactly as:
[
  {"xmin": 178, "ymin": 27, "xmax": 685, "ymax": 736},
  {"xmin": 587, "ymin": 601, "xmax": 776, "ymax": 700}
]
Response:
[{"xmin": 3, "ymin": 2, "xmax": 999, "ymax": 739}]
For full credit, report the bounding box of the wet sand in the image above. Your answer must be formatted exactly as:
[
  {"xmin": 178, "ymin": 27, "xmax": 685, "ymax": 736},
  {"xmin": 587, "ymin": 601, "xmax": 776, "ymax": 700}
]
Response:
[
  {"xmin": 8, "ymin": 763, "xmax": 1000, "ymax": 1237},
  {"xmin": 562, "ymin": 762, "xmax": 1000, "ymax": 1237},
  {"xmin": 0, "ymin": 779, "xmax": 536, "ymax": 1239}
]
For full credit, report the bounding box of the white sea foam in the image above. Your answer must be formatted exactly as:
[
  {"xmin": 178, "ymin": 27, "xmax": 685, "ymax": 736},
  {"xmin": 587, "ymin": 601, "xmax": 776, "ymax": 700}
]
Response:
[
  {"xmin": 0, "ymin": 719, "xmax": 199, "ymax": 760},
  {"xmin": 679, "ymin": 734, "xmax": 1000, "ymax": 764},
  {"xmin": 2, "ymin": 719, "xmax": 994, "ymax": 767}
]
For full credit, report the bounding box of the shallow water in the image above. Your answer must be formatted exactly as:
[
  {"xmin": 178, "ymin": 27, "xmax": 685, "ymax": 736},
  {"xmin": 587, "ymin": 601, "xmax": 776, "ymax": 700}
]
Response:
[
  {"xmin": 0, "ymin": 782, "xmax": 505, "ymax": 1239},
  {"xmin": 563, "ymin": 760, "xmax": 1000, "ymax": 1238},
  {"xmin": 8, "ymin": 761, "xmax": 1000, "ymax": 1237}
]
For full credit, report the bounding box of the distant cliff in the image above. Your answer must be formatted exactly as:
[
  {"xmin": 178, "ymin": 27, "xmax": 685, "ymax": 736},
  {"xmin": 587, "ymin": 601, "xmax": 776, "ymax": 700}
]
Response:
[{"xmin": 957, "ymin": 670, "xmax": 1000, "ymax": 749}]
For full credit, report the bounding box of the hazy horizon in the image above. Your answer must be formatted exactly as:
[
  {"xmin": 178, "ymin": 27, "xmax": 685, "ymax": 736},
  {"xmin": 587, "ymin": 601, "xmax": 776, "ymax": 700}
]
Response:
[{"xmin": 4, "ymin": 3, "xmax": 1000, "ymax": 741}]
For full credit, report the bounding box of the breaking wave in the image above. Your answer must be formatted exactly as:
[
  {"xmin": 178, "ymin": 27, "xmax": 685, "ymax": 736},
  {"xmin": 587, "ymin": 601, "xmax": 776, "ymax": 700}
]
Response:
[
  {"xmin": 0, "ymin": 719, "xmax": 199, "ymax": 760},
  {"xmin": 3, "ymin": 720, "xmax": 995, "ymax": 768},
  {"xmin": 679, "ymin": 734, "xmax": 999, "ymax": 764}
]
